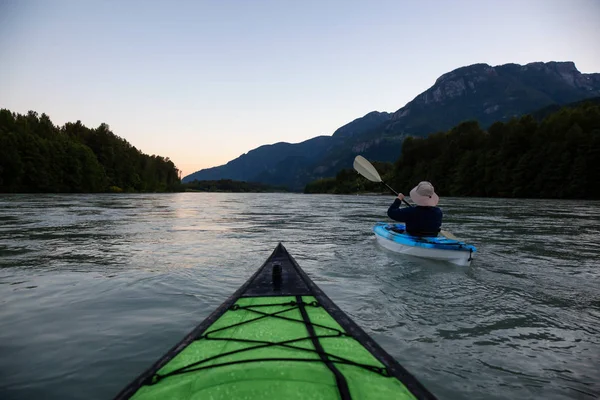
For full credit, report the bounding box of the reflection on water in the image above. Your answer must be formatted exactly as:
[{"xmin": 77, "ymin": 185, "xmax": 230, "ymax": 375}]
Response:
[{"xmin": 0, "ymin": 193, "xmax": 599, "ymax": 400}]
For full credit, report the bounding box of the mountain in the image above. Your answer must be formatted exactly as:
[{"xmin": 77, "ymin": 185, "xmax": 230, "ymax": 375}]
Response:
[
  {"xmin": 184, "ymin": 61, "xmax": 600, "ymax": 190},
  {"xmin": 182, "ymin": 113, "xmax": 388, "ymax": 188},
  {"xmin": 184, "ymin": 136, "xmax": 334, "ymax": 189},
  {"xmin": 331, "ymin": 111, "xmax": 391, "ymax": 138},
  {"xmin": 386, "ymin": 61, "xmax": 600, "ymax": 136},
  {"xmin": 529, "ymin": 95, "xmax": 600, "ymax": 121}
]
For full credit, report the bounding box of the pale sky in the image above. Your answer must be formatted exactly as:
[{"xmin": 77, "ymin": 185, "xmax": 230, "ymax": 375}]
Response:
[{"xmin": 1, "ymin": 0, "xmax": 599, "ymax": 177}]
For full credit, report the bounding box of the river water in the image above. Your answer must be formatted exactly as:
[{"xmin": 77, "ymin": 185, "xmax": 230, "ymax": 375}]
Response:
[{"xmin": 0, "ymin": 193, "xmax": 598, "ymax": 400}]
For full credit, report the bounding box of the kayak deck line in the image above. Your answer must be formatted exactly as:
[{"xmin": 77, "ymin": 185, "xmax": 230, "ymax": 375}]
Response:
[
  {"xmin": 114, "ymin": 243, "xmax": 437, "ymax": 400},
  {"xmin": 296, "ymin": 295, "xmax": 352, "ymax": 399},
  {"xmin": 147, "ymin": 297, "xmax": 389, "ymax": 386}
]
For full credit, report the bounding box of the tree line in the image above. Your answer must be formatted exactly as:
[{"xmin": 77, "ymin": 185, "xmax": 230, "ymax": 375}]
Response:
[
  {"xmin": 182, "ymin": 179, "xmax": 287, "ymax": 193},
  {"xmin": 0, "ymin": 109, "xmax": 180, "ymax": 193},
  {"xmin": 305, "ymin": 101, "xmax": 600, "ymax": 199}
]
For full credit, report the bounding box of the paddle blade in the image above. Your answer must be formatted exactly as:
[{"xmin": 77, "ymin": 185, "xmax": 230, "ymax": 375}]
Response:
[
  {"xmin": 353, "ymin": 155, "xmax": 382, "ymax": 183},
  {"xmin": 440, "ymin": 230, "xmax": 459, "ymax": 240}
]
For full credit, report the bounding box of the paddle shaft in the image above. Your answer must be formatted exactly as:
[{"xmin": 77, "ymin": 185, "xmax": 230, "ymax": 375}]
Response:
[{"xmin": 381, "ymin": 181, "xmax": 413, "ymax": 207}]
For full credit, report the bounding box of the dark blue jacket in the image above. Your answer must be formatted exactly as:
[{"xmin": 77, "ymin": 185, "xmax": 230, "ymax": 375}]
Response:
[{"xmin": 387, "ymin": 199, "xmax": 443, "ymax": 236}]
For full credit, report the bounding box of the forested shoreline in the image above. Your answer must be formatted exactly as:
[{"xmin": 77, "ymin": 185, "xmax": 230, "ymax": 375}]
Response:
[
  {"xmin": 305, "ymin": 101, "xmax": 600, "ymax": 199},
  {"xmin": 0, "ymin": 109, "xmax": 180, "ymax": 193},
  {"xmin": 182, "ymin": 179, "xmax": 287, "ymax": 192},
  {"xmin": 3, "ymin": 102, "xmax": 599, "ymax": 198}
]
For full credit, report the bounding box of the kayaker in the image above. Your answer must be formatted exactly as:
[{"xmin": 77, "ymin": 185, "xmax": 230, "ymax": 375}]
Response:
[{"xmin": 387, "ymin": 181, "xmax": 442, "ymax": 237}]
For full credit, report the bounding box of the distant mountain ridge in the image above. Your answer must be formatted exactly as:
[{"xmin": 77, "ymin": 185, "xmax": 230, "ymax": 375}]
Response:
[
  {"xmin": 386, "ymin": 61, "xmax": 600, "ymax": 136},
  {"xmin": 183, "ymin": 61, "xmax": 600, "ymax": 190},
  {"xmin": 332, "ymin": 111, "xmax": 391, "ymax": 138}
]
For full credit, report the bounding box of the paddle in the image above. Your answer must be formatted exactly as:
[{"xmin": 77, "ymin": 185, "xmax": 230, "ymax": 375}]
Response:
[
  {"xmin": 353, "ymin": 155, "xmax": 412, "ymax": 207},
  {"xmin": 352, "ymin": 155, "xmax": 458, "ymax": 240}
]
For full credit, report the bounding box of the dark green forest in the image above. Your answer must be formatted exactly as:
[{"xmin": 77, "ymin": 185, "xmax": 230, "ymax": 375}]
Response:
[
  {"xmin": 305, "ymin": 101, "xmax": 600, "ymax": 199},
  {"xmin": 182, "ymin": 179, "xmax": 287, "ymax": 192},
  {"xmin": 0, "ymin": 109, "xmax": 180, "ymax": 193}
]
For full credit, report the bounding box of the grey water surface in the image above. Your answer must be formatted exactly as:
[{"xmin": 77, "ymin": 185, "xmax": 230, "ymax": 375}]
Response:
[{"xmin": 0, "ymin": 193, "xmax": 599, "ymax": 400}]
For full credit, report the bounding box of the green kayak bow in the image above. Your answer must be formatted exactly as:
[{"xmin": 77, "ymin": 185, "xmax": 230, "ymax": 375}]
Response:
[{"xmin": 114, "ymin": 243, "xmax": 436, "ymax": 400}]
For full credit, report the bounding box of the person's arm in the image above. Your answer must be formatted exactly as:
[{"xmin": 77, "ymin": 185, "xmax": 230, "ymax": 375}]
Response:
[
  {"xmin": 387, "ymin": 194, "xmax": 411, "ymax": 221},
  {"xmin": 435, "ymin": 207, "xmax": 443, "ymax": 230}
]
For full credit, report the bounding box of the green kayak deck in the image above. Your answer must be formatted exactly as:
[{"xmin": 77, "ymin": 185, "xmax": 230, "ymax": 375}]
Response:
[{"xmin": 114, "ymin": 243, "xmax": 436, "ymax": 400}]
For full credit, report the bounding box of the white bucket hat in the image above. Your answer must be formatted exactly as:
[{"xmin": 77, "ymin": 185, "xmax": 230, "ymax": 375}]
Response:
[{"xmin": 409, "ymin": 181, "xmax": 439, "ymax": 207}]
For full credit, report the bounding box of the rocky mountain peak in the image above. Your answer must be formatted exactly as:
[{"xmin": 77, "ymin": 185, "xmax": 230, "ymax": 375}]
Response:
[
  {"xmin": 404, "ymin": 64, "xmax": 500, "ymax": 110},
  {"xmin": 521, "ymin": 61, "xmax": 576, "ymax": 72},
  {"xmin": 433, "ymin": 63, "xmax": 496, "ymax": 86},
  {"xmin": 391, "ymin": 61, "xmax": 600, "ymax": 123}
]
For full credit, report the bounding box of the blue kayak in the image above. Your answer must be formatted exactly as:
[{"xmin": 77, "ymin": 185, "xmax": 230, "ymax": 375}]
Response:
[{"xmin": 373, "ymin": 222, "xmax": 477, "ymax": 266}]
